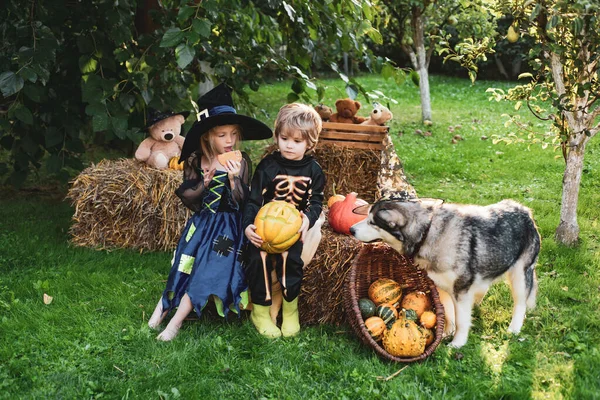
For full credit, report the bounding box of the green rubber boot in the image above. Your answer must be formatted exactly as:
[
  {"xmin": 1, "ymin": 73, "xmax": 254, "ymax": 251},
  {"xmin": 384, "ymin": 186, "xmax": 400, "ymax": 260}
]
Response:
[
  {"xmin": 250, "ymin": 304, "xmax": 281, "ymax": 339},
  {"xmin": 281, "ymin": 297, "xmax": 300, "ymax": 337}
]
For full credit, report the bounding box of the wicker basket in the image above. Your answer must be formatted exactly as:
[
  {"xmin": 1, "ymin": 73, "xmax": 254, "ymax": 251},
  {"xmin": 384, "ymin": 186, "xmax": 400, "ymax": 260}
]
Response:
[{"xmin": 344, "ymin": 243, "xmax": 446, "ymax": 362}]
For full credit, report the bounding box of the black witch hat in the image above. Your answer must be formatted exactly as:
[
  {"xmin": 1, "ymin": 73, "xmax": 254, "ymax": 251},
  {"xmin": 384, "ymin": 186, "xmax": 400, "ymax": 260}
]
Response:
[
  {"xmin": 179, "ymin": 83, "xmax": 272, "ymax": 162},
  {"xmin": 144, "ymin": 108, "xmax": 190, "ymax": 130}
]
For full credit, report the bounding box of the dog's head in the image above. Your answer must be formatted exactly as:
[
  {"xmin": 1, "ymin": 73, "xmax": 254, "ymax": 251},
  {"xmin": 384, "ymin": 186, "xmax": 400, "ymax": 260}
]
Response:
[{"xmin": 350, "ymin": 198, "xmax": 441, "ymax": 256}]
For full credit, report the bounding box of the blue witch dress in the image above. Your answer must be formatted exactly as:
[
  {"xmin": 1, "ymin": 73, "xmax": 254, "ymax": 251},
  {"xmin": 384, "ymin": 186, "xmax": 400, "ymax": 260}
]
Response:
[{"xmin": 161, "ymin": 151, "xmax": 251, "ymax": 318}]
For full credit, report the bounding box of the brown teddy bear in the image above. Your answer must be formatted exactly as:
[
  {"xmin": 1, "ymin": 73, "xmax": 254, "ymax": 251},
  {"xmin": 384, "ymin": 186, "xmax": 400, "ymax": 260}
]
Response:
[
  {"xmin": 328, "ymin": 98, "xmax": 367, "ymax": 124},
  {"xmin": 361, "ymin": 102, "xmax": 393, "ymax": 126},
  {"xmin": 314, "ymin": 104, "xmax": 333, "ymax": 121},
  {"xmin": 135, "ymin": 109, "xmax": 189, "ymax": 170}
]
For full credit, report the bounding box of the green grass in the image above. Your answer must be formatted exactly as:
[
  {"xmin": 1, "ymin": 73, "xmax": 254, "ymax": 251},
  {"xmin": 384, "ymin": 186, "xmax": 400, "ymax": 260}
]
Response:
[{"xmin": 1, "ymin": 75, "xmax": 599, "ymax": 399}]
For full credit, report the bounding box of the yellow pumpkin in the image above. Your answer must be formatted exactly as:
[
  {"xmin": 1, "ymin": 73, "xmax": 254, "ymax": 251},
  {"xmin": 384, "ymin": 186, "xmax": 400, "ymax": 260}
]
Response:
[
  {"xmin": 168, "ymin": 156, "xmax": 184, "ymax": 170},
  {"xmin": 254, "ymin": 201, "xmax": 302, "ymax": 254},
  {"xmin": 400, "ymin": 291, "xmax": 432, "ymax": 318},
  {"xmin": 368, "ymin": 278, "xmax": 402, "ymax": 306},
  {"xmin": 327, "ymin": 194, "xmax": 345, "ymax": 208},
  {"xmin": 383, "ymin": 319, "xmax": 426, "ymax": 357},
  {"xmin": 420, "ymin": 310, "xmax": 437, "ymax": 329}
]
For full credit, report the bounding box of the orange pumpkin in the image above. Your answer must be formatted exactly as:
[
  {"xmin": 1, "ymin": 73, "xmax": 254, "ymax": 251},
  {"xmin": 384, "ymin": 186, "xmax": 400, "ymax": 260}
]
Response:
[
  {"xmin": 169, "ymin": 156, "xmax": 184, "ymax": 170},
  {"xmin": 254, "ymin": 201, "xmax": 302, "ymax": 254},
  {"xmin": 368, "ymin": 278, "xmax": 402, "ymax": 306},
  {"xmin": 364, "ymin": 316, "xmax": 387, "ymax": 342},
  {"xmin": 400, "ymin": 291, "xmax": 432, "ymax": 318},
  {"xmin": 327, "ymin": 192, "xmax": 368, "ymax": 234},
  {"xmin": 421, "ymin": 327, "xmax": 435, "ymax": 346}
]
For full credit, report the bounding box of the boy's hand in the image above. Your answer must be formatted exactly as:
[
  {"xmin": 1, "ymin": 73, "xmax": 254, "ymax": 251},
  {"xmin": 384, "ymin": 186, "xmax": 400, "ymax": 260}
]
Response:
[
  {"xmin": 298, "ymin": 212, "xmax": 310, "ymax": 242},
  {"xmin": 245, "ymin": 224, "xmax": 263, "ymax": 248}
]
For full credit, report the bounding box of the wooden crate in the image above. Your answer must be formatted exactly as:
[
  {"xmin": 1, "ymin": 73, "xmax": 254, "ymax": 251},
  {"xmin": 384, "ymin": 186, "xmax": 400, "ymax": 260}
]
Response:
[{"xmin": 318, "ymin": 122, "xmax": 389, "ymax": 150}]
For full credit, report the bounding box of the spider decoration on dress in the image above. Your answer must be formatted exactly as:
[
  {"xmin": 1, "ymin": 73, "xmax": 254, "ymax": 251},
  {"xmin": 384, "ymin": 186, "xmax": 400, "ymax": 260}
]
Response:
[{"xmin": 260, "ymin": 174, "xmax": 312, "ymax": 300}]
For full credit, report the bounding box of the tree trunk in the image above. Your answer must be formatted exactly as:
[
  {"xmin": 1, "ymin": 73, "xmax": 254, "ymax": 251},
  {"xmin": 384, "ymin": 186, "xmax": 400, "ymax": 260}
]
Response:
[
  {"xmin": 555, "ymin": 142, "xmax": 586, "ymax": 246},
  {"xmin": 411, "ymin": 8, "xmax": 432, "ymax": 122}
]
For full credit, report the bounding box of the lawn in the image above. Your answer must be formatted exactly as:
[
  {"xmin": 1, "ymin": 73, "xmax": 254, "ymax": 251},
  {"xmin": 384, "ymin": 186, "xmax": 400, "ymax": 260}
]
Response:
[{"xmin": 1, "ymin": 75, "xmax": 599, "ymax": 399}]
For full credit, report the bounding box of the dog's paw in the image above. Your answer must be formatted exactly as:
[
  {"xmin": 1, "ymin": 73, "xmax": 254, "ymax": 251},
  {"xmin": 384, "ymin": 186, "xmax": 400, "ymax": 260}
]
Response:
[{"xmin": 448, "ymin": 339, "xmax": 466, "ymax": 348}]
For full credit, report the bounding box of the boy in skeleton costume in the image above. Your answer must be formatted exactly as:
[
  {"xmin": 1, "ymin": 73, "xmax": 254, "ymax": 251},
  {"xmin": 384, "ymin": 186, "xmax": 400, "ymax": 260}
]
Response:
[{"xmin": 244, "ymin": 103, "xmax": 325, "ymax": 338}]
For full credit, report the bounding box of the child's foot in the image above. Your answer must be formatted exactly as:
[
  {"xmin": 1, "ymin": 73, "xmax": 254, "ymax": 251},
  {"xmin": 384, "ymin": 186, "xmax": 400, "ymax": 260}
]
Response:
[
  {"xmin": 281, "ymin": 298, "xmax": 300, "ymax": 337},
  {"xmin": 251, "ymin": 304, "xmax": 282, "ymax": 339},
  {"xmin": 148, "ymin": 300, "xmax": 167, "ymax": 330},
  {"xmin": 156, "ymin": 324, "xmax": 181, "ymax": 341}
]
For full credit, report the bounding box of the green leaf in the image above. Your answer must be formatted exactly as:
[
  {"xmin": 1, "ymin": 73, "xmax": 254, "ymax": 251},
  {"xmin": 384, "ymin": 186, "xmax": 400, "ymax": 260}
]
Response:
[
  {"xmin": 410, "ymin": 70, "xmax": 420, "ymax": 87},
  {"xmin": 14, "ymin": 106, "xmax": 33, "ymax": 125},
  {"xmin": 291, "ymin": 79, "xmax": 304, "ymax": 94},
  {"xmin": 110, "ymin": 117, "xmax": 128, "ymax": 135},
  {"xmin": 160, "ymin": 28, "xmax": 184, "ymax": 48},
  {"xmin": 45, "ymin": 128, "xmax": 64, "ymax": 148},
  {"xmin": 93, "ymin": 113, "xmax": 108, "ymax": 132},
  {"xmin": 381, "ymin": 64, "xmax": 394, "ymax": 80},
  {"xmin": 19, "ymin": 67, "xmax": 38, "ymax": 83},
  {"xmin": 0, "ymin": 71, "xmax": 24, "ymax": 97},
  {"xmin": 23, "ymin": 85, "xmax": 45, "ymax": 103},
  {"xmin": 518, "ymin": 73, "xmax": 533, "ymax": 80},
  {"xmin": 317, "ymin": 85, "xmax": 325, "ymax": 102},
  {"xmin": 287, "ymin": 92, "xmax": 299, "ymax": 103},
  {"xmin": 282, "ymin": 2, "xmax": 295, "ymax": 21},
  {"xmin": 178, "ymin": 6, "xmax": 195, "ymax": 20},
  {"xmin": 45, "ymin": 153, "xmax": 62, "ymax": 174},
  {"xmin": 141, "ymin": 88, "xmax": 153, "ymax": 105},
  {"xmin": 345, "ymin": 84, "xmax": 358, "ymax": 100},
  {"xmin": 176, "ymin": 44, "xmax": 195, "ymax": 69},
  {"xmin": 192, "ymin": 19, "xmax": 212, "ymax": 38},
  {"xmin": 85, "ymin": 103, "xmax": 105, "ymax": 117}
]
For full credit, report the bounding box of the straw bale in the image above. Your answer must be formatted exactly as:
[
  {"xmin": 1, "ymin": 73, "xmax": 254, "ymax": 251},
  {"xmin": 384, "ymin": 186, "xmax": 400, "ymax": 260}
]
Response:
[
  {"xmin": 67, "ymin": 158, "xmax": 190, "ymax": 252},
  {"xmin": 299, "ymin": 218, "xmax": 363, "ymax": 326}
]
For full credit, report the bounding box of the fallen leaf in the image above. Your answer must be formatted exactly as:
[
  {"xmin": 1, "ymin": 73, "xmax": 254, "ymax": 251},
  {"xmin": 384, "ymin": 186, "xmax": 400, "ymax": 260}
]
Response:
[
  {"xmin": 561, "ymin": 286, "xmax": 568, "ymax": 291},
  {"xmin": 43, "ymin": 293, "xmax": 53, "ymax": 305}
]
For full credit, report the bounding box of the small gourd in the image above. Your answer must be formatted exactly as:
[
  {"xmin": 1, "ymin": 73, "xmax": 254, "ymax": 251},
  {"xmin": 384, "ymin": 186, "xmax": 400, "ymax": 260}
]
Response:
[
  {"xmin": 375, "ymin": 303, "xmax": 398, "ymax": 326},
  {"xmin": 254, "ymin": 201, "xmax": 302, "ymax": 254},
  {"xmin": 368, "ymin": 278, "xmax": 402, "ymax": 306},
  {"xmin": 327, "ymin": 183, "xmax": 346, "ymax": 208},
  {"xmin": 421, "ymin": 327, "xmax": 435, "ymax": 347},
  {"xmin": 327, "ymin": 192, "xmax": 368, "ymax": 234},
  {"xmin": 420, "ymin": 310, "xmax": 437, "ymax": 329},
  {"xmin": 364, "ymin": 316, "xmax": 387, "ymax": 342},
  {"xmin": 383, "ymin": 319, "xmax": 426, "ymax": 357},
  {"xmin": 401, "ymin": 291, "xmax": 432, "ymax": 318},
  {"xmin": 168, "ymin": 156, "xmax": 184, "ymax": 170},
  {"xmin": 358, "ymin": 298, "xmax": 377, "ymax": 320}
]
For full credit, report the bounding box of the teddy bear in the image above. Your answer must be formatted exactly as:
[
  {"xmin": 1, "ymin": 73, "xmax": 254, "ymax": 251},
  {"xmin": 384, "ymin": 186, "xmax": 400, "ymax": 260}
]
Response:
[
  {"xmin": 135, "ymin": 110, "xmax": 189, "ymax": 170},
  {"xmin": 314, "ymin": 104, "xmax": 333, "ymax": 121},
  {"xmin": 361, "ymin": 102, "xmax": 393, "ymax": 126},
  {"xmin": 328, "ymin": 98, "xmax": 367, "ymax": 124}
]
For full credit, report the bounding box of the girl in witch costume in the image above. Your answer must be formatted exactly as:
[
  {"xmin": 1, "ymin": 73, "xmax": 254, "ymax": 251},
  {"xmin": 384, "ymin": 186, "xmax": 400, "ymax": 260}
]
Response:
[
  {"xmin": 244, "ymin": 103, "xmax": 326, "ymax": 338},
  {"xmin": 148, "ymin": 83, "xmax": 272, "ymax": 341}
]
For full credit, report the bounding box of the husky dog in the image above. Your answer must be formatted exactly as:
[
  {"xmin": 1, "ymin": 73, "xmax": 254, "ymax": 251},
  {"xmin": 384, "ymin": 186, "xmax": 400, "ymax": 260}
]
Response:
[{"xmin": 350, "ymin": 198, "xmax": 540, "ymax": 348}]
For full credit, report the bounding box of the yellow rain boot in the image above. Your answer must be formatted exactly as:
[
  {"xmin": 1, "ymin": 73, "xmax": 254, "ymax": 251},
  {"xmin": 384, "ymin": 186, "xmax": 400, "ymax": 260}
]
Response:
[
  {"xmin": 250, "ymin": 304, "xmax": 282, "ymax": 339},
  {"xmin": 281, "ymin": 297, "xmax": 300, "ymax": 337}
]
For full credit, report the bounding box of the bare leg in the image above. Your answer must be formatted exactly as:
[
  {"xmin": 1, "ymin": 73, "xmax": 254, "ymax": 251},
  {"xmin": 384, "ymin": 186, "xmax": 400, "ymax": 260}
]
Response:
[
  {"xmin": 300, "ymin": 212, "xmax": 324, "ymax": 266},
  {"xmin": 148, "ymin": 296, "xmax": 168, "ymax": 330},
  {"xmin": 157, "ymin": 293, "xmax": 193, "ymax": 341},
  {"xmin": 270, "ymin": 270, "xmax": 282, "ymax": 325}
]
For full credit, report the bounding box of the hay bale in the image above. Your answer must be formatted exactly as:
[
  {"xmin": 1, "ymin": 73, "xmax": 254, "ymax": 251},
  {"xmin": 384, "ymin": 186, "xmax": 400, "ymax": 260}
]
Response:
[
  {"xmin": 299, "ymin": 219, "xmax": 363, "ymax": 326},
  {"xmin": 67, "ymin": 158, "xmax": 190, "ymax": 252}
]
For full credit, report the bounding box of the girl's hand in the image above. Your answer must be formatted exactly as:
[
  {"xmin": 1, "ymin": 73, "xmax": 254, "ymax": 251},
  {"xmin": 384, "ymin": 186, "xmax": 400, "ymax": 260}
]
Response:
[
  {"xmin": 203, "ymin": 168, "xmax": 216, "ymax": 186},
  {"xmin": 245, "ymin": 224, "xmax": 263, "ymax": 248},
  {"xmin": 298, "ymin": 212, "xmax": 310, "ymax": 242},
  {"xmin": 225, "ymin": 159, "xmax": 241, "ymax": 180}
]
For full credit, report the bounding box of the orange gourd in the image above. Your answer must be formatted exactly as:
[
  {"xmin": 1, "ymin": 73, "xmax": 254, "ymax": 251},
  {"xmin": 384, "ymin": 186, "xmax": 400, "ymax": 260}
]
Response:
[
  {"xmin": 383, "ymin": 319, "xmax": 426, "ymax": 357},
  {"xmin": 327, "ymin": 183, "xmax": 346, "ymax": 208},
  {"xmin": 364, "ymin": 316, "xmax": 387, "ymax": 342},
  {"xmin": 254, "ymin": 201, "xmax": 302, "ymax": 254},
  {"xmin": 169, "ymin": 156, "xmax": 184, "ymax": 170},
  {"xmin": 327, "ymin": 192, "xmax": 368, "ymax": 234},
  {"xmin": 368, "ymin": 278, "xmax": 402, "ymax": 306},
  {"xmin": 420, "ymin": 310, "xmax": 437, "ymax": 329},
  {"xmin": 400, "ymin": 291, "xmax": 432, "ymax": 318}
]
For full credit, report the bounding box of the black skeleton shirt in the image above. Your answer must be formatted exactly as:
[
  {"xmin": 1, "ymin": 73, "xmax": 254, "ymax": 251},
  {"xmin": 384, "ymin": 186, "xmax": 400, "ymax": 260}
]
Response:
[{"xmin": 243, "ymin": 151, "xmax": 325, "ymax": 230}]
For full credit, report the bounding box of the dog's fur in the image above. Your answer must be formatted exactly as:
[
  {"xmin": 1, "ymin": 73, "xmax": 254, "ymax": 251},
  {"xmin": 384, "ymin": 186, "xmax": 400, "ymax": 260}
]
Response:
[{"xmin": 350, "ymin": 198, "xmax": 540, "ymax": 348}]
